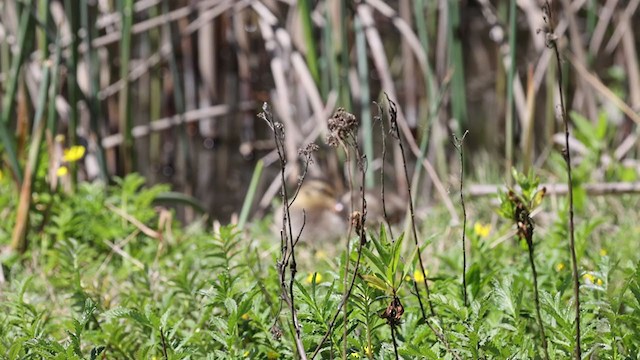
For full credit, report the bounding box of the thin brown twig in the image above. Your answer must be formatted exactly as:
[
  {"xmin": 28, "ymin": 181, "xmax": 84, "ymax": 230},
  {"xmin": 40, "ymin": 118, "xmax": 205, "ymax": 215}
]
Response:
[
  {"xmin": 453, "ymin": 131, "xmax": 469, "ymax": 307},
  {"xmin": 542, "ymin": 2, "xmax": 581, "ymax": 358},
  {"xmin": 259, "ymin": 104, "xmax": 308, "ymax": 360},
  {"xmin": 374, "ymin": 101, "xmax": 395, "ymax": 239},
  {"xmin": 311, "ymin": 109, "xmax": 368, "ymax": 359},
  {"xmin": 385, "ymin": 94, "xmax": 435, "ymax": 317},
  {"xmin": 160, "ymin": 327, "xmax": 169, "ymax": 360},
  {"xmin": 526, "ymin": 234, "xmax": 550, "ymax": 360}
]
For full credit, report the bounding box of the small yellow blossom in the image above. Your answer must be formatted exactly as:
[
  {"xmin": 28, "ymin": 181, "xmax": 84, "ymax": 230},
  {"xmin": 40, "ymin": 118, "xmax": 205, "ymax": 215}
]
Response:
[
  {"xmin": 63, "ymin": 145, "xmax": 86, "ymax": 162},
  {"xmin": 473, "ymin": 222, "xmax": 491, "ymax": 238},
  {"xmin": 306, "ymin": 272, "xmax": 322, "ymax": 284},
  {"xmin": 599, "ymin": 248, "xmax": 607, "ymax": 257},
  {"xmin": 364, "ymin": 345, "xmax": 373, "ymax": 357},
  {"xmin": 243, "ymin": 351, "xmax": 250, "ymax": 357},
  {"xmin": 241, "ymin": 313, "xmax": 250, "ymax": 320},
  {"xmin": 350, "ymin": 352, "xmax": 361, "ymax": 358},
  {"xmin": 583, "ymin": 273, "xmax": 596, "ymax": 284},
  {"xmin": 414, "ymin": 269, "xmax": 428, "ymax": 283},
  {"xmin": 555, "ymin": 263, "xmax": 565, "ymax": 272},
  {"xmin": 57, "ymin": 166, "xmax": 69, "ymax": 177},
  {"xmin": 596, "ymin": 278, "xmax": 604, "ymax": 286}
]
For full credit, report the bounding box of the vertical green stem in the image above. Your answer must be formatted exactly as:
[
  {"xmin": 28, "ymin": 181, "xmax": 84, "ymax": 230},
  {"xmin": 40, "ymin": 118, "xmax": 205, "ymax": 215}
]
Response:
[
  {"xmin": 298, "ymin": 0, "xmax": 319, "ymax": 85},
  {"xmin": 11, "ymin": 44, "xmax": 54, "ymax": 252},
  {"xmin": 0, "ymin": 0, "xmax": 35, "ymax": 184}
]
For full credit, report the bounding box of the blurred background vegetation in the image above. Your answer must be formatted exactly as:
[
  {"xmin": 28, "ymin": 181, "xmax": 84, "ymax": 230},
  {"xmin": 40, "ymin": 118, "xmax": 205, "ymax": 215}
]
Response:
[{"xmin": 0, "ymin": 0, "xmax": 638, "ymax": 224}]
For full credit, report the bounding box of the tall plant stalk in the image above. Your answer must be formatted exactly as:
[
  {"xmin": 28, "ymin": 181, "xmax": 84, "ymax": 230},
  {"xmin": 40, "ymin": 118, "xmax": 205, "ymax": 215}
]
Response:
[
  {"xmin": 11, "ymin": 44, "xmax": 56, "ymax": 252},
  {"xmin": 0, "ymin": 0, "xmax": 35, "ymax": 184},
  {"xmin": 543, "ymin": 2, "xmax": 581, "ymax": 358}
]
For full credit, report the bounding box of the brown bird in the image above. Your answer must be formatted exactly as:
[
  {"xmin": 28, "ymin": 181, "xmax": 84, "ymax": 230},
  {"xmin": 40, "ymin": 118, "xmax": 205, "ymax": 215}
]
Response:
[{"xmin": 274, "ymin": 179, "xmax": 348, "ymax": 245}]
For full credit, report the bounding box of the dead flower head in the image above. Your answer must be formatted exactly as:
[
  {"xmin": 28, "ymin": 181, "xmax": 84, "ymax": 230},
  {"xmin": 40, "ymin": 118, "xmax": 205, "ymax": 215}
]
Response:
[
  {"xmin": 380, "ymin": 296, "xmax": 404, "ymax": 326},
  {"xmin": 298, "ymin": 143, "xmax": 319, "ymax": 162},
  {"xmin": 326, "ymin": 108, "xmax": 359, "ymax": 147}
]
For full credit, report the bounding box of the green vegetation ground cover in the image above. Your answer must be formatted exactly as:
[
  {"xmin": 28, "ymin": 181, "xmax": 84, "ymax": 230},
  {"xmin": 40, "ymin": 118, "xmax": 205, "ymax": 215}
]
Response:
[{"xmin": 1, "ymin": 170, "xmax": 639, "ymax": 359}]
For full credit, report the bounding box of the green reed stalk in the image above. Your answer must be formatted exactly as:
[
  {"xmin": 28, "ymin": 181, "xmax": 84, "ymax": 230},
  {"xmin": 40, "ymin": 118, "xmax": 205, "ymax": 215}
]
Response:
[
  {"xmin": 238, "ymin": 160, "xmax": 264, "ymax": 229},
  {"xmin": 298, "ymin": 0, "xmax": 319, "ymax": 85},
  {"xmin": 0, "ymin": 0, "xmax": 35, "ymax": 184},
  {"xmin": 11, "ymin": 43, "xmax": 55, "ymax": 252}
]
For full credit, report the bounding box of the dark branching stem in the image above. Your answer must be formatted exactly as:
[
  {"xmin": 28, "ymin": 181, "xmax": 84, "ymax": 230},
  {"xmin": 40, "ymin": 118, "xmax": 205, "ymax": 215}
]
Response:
[
  {"xmin": 374, "ymin": 102, "xmax": 395, "ymax": 239},
  {"xmin": 453, "ymin": 131, "xmax": 469, "ymax": 307},
  {"xmin": 543, "ymin": 3, "xmax": 581, "ymax": 358},
  {"xmin": 385, "ymin": 95, "xmax": 435, "ymax": 317},
  {"xmin": 526, "ymin": 234, "xmax": 550, "ymax": 360},
  {"xmin": 160, "ymin": 327, "xmax": 168, "ymax": 360},
  {"xmin": 259, "ymin": 104, "xmax": 308, "ymax": 360},
  {"xmin": 310, "ymin": 186, "xmax": 367, "ymax": 359},
  {"xmin": 312, "ymin": 109, "xmax": 367, "ymax": 359},
  {"xmin": 511, "ymin": 188, "xmax": 549, "ymax": 359},
  {"xmin": 389, "ymin": 314, "xmax": 400, "ymax": 360}
]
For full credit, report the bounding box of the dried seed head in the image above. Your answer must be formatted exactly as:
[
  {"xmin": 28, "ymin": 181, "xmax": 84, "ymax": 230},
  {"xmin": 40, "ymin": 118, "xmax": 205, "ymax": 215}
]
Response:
[
  {"xmin": 326, "ymin": 108, "xmax": 359, "ymax": 146},
  {"xmin": 298, "ymin": 143, "xmax": 319, "ymax": 162},
  {"xmin": 380, "ymin": 296, "xmax": 404, "ymax": 326}
]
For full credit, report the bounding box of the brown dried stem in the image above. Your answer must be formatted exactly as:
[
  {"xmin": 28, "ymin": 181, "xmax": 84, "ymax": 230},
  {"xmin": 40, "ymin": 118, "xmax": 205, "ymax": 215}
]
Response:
[{"xmin": 542, "ymin": 2, "xmax": 581, "ymax": 358}]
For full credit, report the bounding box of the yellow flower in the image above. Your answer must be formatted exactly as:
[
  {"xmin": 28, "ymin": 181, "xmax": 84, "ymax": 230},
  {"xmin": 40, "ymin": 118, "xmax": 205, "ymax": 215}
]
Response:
[
  {"xmin": 63, "ymin": 145, "xmax": 86, "ymax": 162},
  {"xmin": 243, "ymin": 351, "xmax": 250, "ymax": 357},
  {"xmin": 473, "ymin": 222, "xmax": 491, "ymax": 238},
  {"xmin": 555, "ymin": 263, "xmax": 565, "ymax": 272},
  {"xmin": 364, "ymin": 345, "xmax": 373, "ymax": 357},
  {"xmin": 350, "ymin": 352, "xmax": 361, "ymax": 358},
  {"xmin": 306, "ymin": 272, "xmax": 322, "ymax": 284},
  {"xmin": 414, "ymin": 269, "xmax": 428, "ymax": 283},
  {"xmin": 582, "ymin": 273, "xmax": 596, "ymax": 284},
  {"xmin": 57, "ymin": 166, "xmax": 69, "ymax": 177},
  {"xmin": 241, "ymin": 313, "xmax": 250, "ymax": 320},
  {"xmin": 596, "ymin": 278, "xmax": 604, "ymax": 286},
  {"xmin": 599, "ymin": 248, "xmax": 607, "ymax": 257}
]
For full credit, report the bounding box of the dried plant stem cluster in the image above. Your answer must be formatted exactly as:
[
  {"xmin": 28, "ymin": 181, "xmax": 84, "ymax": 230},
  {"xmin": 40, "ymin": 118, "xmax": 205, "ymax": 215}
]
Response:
[
  {"xmin": 259, "ymin": 103, "xmax": 308, "ymax": 360},
  {"xmin": 312, "ymin": 107, "xmax": 370, "ymax": 358}
]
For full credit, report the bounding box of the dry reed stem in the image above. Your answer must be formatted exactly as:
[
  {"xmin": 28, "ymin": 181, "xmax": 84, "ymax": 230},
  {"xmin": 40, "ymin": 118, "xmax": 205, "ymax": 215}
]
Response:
[
  {"xmin": 566, "ymin": 53, "xmax": 640, "ymax": 125},
  {"xmin": 469, "ymin": 181, "xmax": 640, "ymax": 197}
]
